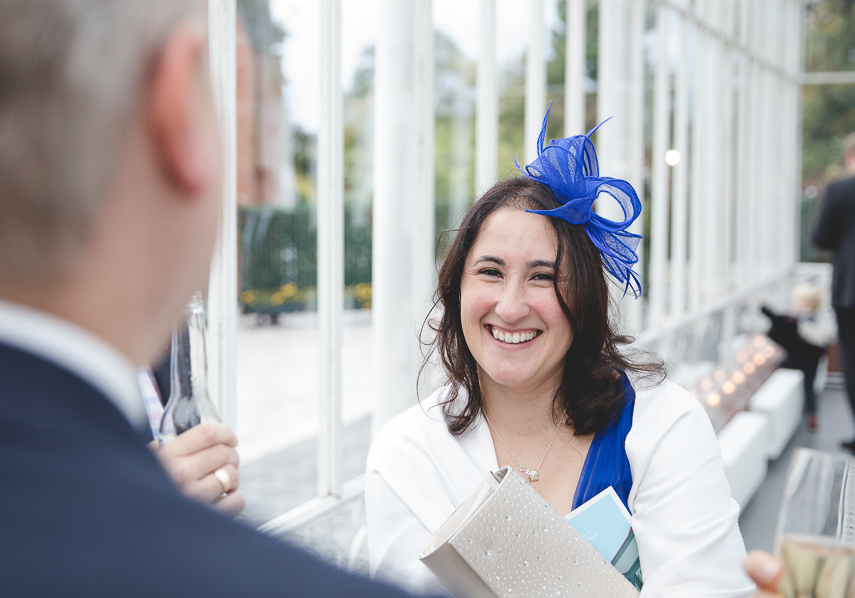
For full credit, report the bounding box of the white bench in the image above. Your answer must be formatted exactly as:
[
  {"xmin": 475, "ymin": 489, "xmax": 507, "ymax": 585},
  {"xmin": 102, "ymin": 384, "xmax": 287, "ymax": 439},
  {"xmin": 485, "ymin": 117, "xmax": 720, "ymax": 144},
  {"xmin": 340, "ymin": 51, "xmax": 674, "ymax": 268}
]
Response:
[
  {"xmin": 747, "ymin": 369, "xmax": 805, "ymax": 459},
  {"xmin": 717, "ymin": 411, "xmax": 769, "ymax": 510}
]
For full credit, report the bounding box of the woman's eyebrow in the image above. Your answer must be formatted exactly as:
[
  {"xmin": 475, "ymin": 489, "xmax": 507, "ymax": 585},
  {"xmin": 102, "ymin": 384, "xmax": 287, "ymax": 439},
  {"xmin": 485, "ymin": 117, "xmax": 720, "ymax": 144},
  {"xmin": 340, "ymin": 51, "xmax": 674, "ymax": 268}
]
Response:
[
  {"xmin": 527, "ymin": 259, "xmax": 555, "ymax": 269},
  {"xmin": 474, "ymin": 256, "xmax": 504, "ymax": 266}
]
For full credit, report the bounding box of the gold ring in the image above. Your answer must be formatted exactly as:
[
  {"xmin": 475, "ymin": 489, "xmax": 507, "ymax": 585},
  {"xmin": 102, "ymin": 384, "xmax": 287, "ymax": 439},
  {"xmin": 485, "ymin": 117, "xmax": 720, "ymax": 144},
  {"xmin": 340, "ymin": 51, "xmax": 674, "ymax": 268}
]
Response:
[{"xmin": 213, "ymin": 468, "xmax": 231, "ymax": 494}]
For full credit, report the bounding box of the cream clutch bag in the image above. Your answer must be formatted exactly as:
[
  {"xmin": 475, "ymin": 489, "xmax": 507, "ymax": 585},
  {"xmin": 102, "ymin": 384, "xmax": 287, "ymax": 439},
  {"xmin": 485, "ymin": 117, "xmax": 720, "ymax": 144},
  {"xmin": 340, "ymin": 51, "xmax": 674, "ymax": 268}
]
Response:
[{"xmin": 419, "ymin": 467, "xmax": 639, "ymax": 598}]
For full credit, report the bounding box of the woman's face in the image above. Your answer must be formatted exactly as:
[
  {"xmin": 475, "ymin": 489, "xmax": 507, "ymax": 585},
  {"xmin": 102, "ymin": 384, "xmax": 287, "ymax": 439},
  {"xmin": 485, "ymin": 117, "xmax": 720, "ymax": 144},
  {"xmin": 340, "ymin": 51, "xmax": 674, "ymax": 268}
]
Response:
[{"xmin": 460, "ymin": 208, "xmax": 574, "ymax": 395}]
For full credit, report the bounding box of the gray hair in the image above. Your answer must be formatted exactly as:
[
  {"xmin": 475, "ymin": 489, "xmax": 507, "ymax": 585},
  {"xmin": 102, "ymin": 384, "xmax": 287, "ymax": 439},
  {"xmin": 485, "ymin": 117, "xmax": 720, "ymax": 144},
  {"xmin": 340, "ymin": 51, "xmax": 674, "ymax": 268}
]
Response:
[{"xmin": 0, "ymin": 0, "xmax": 205, "ymax": 281}]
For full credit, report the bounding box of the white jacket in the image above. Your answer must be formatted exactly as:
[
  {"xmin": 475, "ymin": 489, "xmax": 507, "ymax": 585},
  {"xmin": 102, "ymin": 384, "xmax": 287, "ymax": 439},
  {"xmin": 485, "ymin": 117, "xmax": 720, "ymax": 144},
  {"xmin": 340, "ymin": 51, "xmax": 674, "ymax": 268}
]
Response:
[{"xmin": 365, "ymin": 378, "xmax": 755, "ymax": 598}]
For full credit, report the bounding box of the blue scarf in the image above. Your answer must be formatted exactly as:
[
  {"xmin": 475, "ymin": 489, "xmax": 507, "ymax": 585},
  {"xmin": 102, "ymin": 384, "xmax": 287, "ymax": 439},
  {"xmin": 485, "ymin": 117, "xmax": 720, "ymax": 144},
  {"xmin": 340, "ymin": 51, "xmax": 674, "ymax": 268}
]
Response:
[{"xmin": 572, "ymin": 375, "xmax": 635, "ymax": 511}]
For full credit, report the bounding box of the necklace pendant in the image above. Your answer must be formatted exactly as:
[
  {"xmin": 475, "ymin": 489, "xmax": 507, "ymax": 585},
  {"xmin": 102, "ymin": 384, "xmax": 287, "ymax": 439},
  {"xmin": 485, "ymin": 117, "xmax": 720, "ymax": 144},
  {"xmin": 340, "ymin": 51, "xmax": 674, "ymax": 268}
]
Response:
[{"xmin": 527, "ymin": 470, "xmax": 539, "ymax": 482}]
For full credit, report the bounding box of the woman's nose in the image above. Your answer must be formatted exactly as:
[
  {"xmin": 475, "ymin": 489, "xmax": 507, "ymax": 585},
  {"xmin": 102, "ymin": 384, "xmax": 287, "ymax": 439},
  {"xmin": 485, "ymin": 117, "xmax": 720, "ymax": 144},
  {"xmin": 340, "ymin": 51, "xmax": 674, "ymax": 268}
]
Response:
[{"xmin": 494, "ymin": 285, "xmax": 530, "ymax": 323}]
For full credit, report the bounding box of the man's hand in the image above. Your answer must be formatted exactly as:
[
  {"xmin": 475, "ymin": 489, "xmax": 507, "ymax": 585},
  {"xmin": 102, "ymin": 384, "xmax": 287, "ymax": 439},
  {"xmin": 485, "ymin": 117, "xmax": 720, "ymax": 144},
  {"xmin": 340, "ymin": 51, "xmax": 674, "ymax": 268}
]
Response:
[
  {"xmin": 744, "ymin": 550, "xmax": 782, "ymax": 598},
  {"xmin": 149, "ymin": 423, "xmax": 245, "ymax": 517}
]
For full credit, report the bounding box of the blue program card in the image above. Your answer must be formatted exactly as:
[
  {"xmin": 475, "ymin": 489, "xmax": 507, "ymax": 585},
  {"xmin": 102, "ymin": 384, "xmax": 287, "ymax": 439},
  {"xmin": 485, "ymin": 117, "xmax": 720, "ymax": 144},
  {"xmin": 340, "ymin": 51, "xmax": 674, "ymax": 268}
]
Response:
[{"xmin": 564, "ymin": 487, "xmax": 643, "ymax": 590}]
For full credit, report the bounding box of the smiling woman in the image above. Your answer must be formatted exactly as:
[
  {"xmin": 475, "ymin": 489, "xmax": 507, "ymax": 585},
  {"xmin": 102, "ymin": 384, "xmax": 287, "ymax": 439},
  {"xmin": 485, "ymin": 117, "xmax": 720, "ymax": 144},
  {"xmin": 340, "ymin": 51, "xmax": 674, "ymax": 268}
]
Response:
[
  {"xmin": 365, "ymin": 121, "xmax": 756, "ymax": 598},
  {"xmin": 435, "ymin": 178, "xmax": 649, "ymax": 439}
]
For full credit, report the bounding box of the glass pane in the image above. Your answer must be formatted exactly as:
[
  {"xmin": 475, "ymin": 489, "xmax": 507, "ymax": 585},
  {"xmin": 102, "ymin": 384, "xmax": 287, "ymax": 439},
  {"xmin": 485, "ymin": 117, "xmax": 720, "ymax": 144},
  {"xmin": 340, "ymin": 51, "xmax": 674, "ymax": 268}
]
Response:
[
  {"xmin": 800, "ymin": 1, "xmax": 855, "ymax": 265},
  {"xmin": 497, "ymin": 0, "xmax": 527, "ymax": 172},
  {"xmin": 235, "ymin": 0, "xmax": 320, "ymax": 526},
  {"xmin": 544, "ymin": 0, "xmax": 565, "ymax": 136},
  {"xmin": 804, "ymin": 0, "xmax": 855, "ymax": 73},
  {"xmin": 434, "ymin": 0, "xmax": 477, "ymax": 230},
  {"xmin": 340, "ymin": 0, "xmax": 378, "ymax": 486}
]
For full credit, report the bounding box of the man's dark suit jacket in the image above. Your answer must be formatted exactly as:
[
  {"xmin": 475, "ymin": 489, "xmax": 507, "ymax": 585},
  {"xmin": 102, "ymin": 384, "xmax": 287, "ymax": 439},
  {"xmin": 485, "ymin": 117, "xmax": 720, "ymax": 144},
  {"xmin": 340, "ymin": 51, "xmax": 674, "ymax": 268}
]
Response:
[
  {"xmin": 0, "ymin": 342, "xmax": 410, "ymax": 597},
  {"xmin": 814, "ymin": 175, "xmax": 855, "ymax": 308}
]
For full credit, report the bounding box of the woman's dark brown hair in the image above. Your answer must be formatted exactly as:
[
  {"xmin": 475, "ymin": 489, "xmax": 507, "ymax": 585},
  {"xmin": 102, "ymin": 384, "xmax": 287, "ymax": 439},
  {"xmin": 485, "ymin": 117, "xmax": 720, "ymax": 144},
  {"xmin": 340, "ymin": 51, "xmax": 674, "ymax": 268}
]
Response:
[{"xmin": 424, "ymin": 176, "xmax": 664, "ymax": 436}]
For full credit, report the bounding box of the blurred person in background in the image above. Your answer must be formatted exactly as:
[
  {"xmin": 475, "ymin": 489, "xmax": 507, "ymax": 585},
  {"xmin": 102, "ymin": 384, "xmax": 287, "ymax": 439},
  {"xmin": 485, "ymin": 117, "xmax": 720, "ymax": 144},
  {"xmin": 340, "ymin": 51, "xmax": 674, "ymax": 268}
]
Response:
[
  {"xmin": 761, "ymin": 282, "xmax": 832, "ymax": 430},
  {"xmin": 813, "ymin": 133, "xmax": 855, "ymax": 451},
  {"xmin": 0, "ymin": 1, "xmax": 414, "ymax": 596}
]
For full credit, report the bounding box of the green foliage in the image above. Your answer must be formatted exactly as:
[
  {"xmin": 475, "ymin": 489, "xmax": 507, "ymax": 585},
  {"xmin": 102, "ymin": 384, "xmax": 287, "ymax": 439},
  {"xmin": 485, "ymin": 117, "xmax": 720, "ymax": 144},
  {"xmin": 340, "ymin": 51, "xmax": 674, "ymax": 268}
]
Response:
[
  {"xmin": 802, "ymin": 0, "xmax": 855, "ymax": 183},
  {"xmin": 497, "ymin": 61, "xmax": 525, "ymax": 176},
  {"xmin": 434, "ymin": 31, "xmax": 477, "ymax": 217},
  {"xmin": 343, "ymin": 46, "xmax": 374, "ymax": 214},
  {"xmin": 544, "ymin": 0, "xmax": 600, "ymax": 136},
  {"xmin": 804, "ymin": 0, "xmax": 855, "ymax": 73},
  {"xmin": 803, "ymin": 84, "xmax": 855, "ymax": 181},
  {"xmin": 343, "ymin": 33, "xmax": 481, "ymax": 232},
  {"xmin": 238, "ymin": 205, "xmax": 372, "ymax": 313},
  {"xmin": 292, "ymin": 127, "xmax": 317, "ymax": 204},
  {"xmin": 497, "ymin": 0, "xmax": 600, "ymax": 174},
  {"xmin": 799, "ymin": 1, "xmax": 855, "ymax": 263},
  {"xmin": 239, "ymin": 206, "xmax": 315, "ymax": 291}
]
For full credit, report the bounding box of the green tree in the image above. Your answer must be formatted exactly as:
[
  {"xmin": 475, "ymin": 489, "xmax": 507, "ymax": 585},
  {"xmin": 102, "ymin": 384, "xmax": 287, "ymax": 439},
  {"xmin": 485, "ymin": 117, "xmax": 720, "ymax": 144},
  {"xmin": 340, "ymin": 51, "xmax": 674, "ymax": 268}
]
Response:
[
  {"xmin": 800, "ymin": 0, "xmax": 855, "ymax": 261},
  {"xmin": 803, "ymin": 0, "xmax": 855, "ymax": 183},
  {"xmin": 804, "ymin": 0, "xmax": 855, "ymax": 73},
  {"xmin": 497, "ymin": 0, "xmax": 599, "ymax": 175}
]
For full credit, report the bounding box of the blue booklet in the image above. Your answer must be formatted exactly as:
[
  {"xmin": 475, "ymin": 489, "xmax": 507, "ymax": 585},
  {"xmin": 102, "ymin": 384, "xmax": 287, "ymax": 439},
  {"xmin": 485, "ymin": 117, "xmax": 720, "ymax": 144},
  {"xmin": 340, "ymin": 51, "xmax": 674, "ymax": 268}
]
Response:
[{"xmin": 564, "ymin": 486, "xmax": 643, "ymax": 590}]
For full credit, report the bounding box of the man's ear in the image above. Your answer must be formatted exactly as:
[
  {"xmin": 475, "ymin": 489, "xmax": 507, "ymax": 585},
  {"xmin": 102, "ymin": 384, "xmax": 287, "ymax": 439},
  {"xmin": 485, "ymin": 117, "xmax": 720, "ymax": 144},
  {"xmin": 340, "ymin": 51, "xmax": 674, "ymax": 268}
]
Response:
[{"xmin": 147, "ymin": 23, "xmax": 213, "ymax": 196}]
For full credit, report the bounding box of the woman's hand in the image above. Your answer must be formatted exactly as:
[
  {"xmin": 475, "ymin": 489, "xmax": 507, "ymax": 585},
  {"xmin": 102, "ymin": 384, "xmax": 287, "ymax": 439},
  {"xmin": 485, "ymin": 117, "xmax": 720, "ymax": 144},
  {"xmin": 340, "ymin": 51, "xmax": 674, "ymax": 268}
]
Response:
[
  {"xmin": 744, "ymin": 550, "xmax": 782, "ymax": 598},
  {"xmin": 148, "ymin": 423, "xmax": 245, "ymax": 517}
]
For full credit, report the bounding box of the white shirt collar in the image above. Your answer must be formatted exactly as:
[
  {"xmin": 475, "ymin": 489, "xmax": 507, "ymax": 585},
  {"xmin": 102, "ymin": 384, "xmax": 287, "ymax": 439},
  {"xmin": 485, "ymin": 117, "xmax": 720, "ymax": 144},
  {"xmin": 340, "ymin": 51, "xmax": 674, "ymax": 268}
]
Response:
[{"xmin": 0, "ymin": 299, "xmax": 146, "ymax": 429}]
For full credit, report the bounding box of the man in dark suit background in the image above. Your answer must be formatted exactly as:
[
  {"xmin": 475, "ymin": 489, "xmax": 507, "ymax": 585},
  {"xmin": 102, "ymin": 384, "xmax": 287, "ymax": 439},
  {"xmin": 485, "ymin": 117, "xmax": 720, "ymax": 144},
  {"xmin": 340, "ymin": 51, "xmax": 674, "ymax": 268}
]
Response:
[
  {"xmin": 814, "ymin": 132, "xmax": 855, "ymax": 451},
  {"xmin": 0, "ymin": 1, "xmax": 411, "ymax": 596}
]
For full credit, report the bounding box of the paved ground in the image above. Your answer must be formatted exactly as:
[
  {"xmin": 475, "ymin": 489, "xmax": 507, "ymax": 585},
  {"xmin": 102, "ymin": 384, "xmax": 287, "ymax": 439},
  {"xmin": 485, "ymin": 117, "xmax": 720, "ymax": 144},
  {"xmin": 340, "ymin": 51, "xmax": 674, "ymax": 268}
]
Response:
[
  {"xmin": 239, "ymin": 416, "xmax": 371, "ymax": 526},
  {"xmin": 235, "ymin": 310, "xmax": 373, "ymax": 464},
  {"xmin": 234, "ymin": 309, "xmax": 376, "ymax": 571}
]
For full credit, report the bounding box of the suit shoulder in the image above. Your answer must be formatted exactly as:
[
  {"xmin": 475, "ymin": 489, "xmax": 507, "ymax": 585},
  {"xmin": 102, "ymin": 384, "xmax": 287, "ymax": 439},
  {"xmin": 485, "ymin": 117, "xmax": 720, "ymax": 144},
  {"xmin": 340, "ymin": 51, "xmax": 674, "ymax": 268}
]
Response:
[
  {"xmin": 827, "ymin": 176, "xmax": 855, "ymax": 199},
  {"xmin": 1, "ymin": 447, "xmax": 407, "ymax": 596}
]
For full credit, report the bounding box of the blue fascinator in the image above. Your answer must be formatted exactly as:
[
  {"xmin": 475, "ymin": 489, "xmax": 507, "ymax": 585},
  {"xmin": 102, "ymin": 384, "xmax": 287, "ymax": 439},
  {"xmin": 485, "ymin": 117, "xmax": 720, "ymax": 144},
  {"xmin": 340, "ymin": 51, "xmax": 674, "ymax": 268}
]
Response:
[{"xmin": 517, "ymin": 104, "xmax": 643, "ymax": 298}]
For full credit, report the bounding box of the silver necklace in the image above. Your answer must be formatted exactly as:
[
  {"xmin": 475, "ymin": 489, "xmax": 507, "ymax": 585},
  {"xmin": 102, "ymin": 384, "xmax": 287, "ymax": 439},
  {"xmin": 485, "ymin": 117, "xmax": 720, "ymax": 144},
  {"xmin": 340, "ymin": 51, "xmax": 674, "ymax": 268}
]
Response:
[{"xmin": 483, "ymin": 410, "xmax": 567, "ymax": 483}]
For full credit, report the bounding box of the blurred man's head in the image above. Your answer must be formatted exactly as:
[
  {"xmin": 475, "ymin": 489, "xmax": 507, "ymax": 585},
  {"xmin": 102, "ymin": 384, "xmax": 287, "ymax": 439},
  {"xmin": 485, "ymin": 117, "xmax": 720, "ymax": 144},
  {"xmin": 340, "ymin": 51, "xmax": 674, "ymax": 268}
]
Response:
[
  {"xmin": 844, "ymin": 132, "xmax": 855, "ymax": 174},
  {"xmin": 0, "ymin": 0, "xmax": 221, "ymax": 364}
]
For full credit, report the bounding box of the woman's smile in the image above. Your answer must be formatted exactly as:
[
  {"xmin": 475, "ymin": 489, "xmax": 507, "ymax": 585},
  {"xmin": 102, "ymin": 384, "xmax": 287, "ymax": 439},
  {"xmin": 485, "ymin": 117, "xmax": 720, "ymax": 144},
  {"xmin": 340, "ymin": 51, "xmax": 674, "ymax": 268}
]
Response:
[{"xmin": 485, "ymin": 324, "xmax": 541, "ymax": 345}]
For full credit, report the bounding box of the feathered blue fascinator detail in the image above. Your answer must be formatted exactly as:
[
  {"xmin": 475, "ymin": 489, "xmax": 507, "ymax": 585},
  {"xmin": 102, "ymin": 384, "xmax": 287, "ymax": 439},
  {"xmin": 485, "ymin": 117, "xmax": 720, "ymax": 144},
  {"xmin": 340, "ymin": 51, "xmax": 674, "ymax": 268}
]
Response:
[{"xmin": 517, "ymin": 103, "xmax": 643, "ymax": 298}]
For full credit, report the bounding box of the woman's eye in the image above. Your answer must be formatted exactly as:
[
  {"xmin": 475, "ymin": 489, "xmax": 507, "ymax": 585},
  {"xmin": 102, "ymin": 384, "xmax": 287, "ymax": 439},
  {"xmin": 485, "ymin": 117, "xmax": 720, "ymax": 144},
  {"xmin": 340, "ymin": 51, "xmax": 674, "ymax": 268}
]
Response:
[
  {"xmin": 478, "ymin": 268, "xmax": 501, "ymax": 277},
  {"xmin": 532, "ymin": 272, "xmax": 554, "ymax": 282}
]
